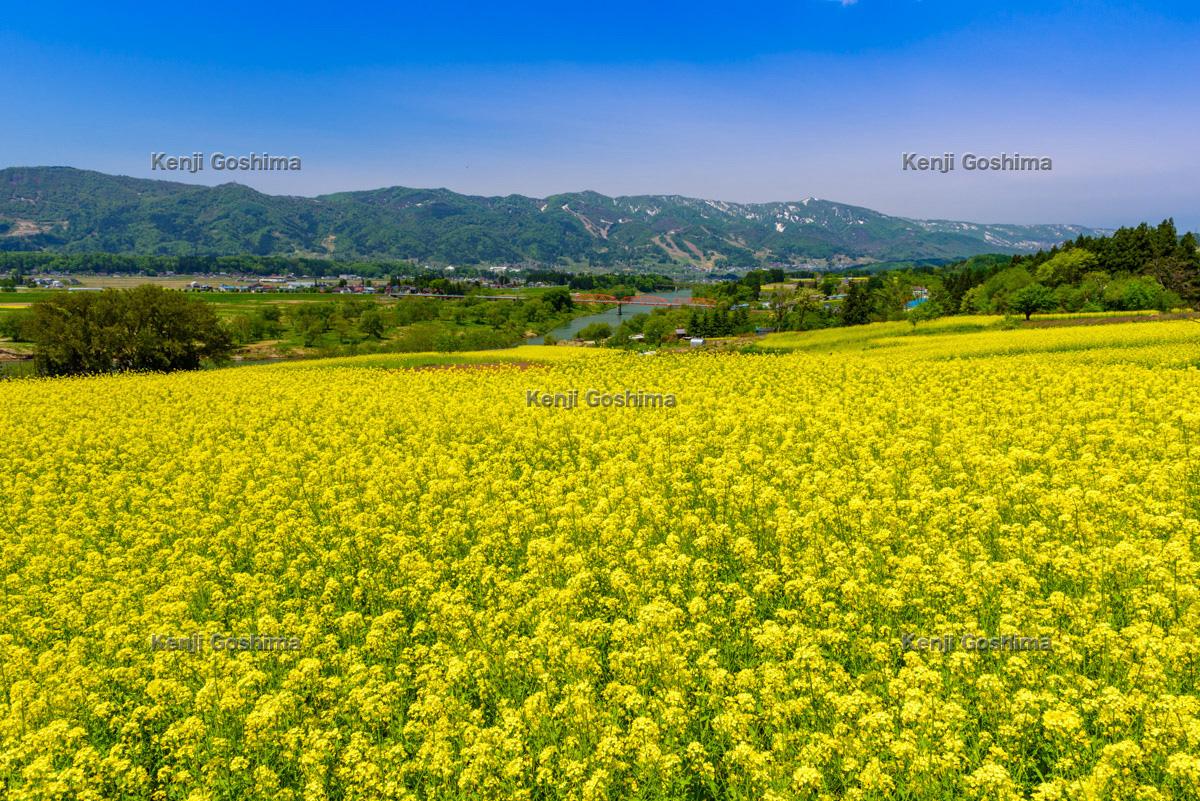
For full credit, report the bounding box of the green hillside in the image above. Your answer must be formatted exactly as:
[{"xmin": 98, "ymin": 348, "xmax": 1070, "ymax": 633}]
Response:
[{"xmin": 0, "ymin": 167, "xmax": 1107, "ymax": 268}]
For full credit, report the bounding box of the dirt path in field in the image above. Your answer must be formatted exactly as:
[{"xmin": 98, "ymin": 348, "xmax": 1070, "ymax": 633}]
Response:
[
  {"xmin": 0, "ymin": 348, "xmax": 33, "ymax": 361},
  {"xmin": 1023, "ymin": 312, "xmax": 1199, "ymax": 327}
]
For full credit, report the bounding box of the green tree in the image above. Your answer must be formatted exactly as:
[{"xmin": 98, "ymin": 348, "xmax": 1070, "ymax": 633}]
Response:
[
  {"xmin": 960, "ymin": 285, "xmax": 987, "ymax": 314},
  {"xmin": 0, "ymin": 310, "xmax": 31, "ymax": 341},
  {"xmin": 542, "ymin": 287, "xmax": 574, "ymax": 313},
  {"xmin": 979, "ymin": 267, "xmax": 1034, "ymax": 313},
  {"xmin": 792, "ymin": 289, "xmax": 822, "ymax": 330},
  {"xmin": 766, "ymin": 287, "xmax": 798, "ymax": 328},
  {"xmin": 292, "ymin": 304, "xmax": 333, "ymax": 347},
  {"xmin": 1146, "ymin": 256, "xmax": 1200, "ymax": 304},
  {"xmin": 641, "ymin": 313, "xmax": 675, "ymax": 345},
  {"xmin": 359, "ymin": 308, "xmax": 386, "ymax": 339},
  {"xmin": 1035, "ymin": 248, "xmax": 1099, "ymax": 286},
  {"xmin": 254, "ymin": 308, "xmax": 283, "ymax": 338},
  {"xmin": 28, "ymin": 286, "xmax": 232, "ymax": 376},
  {"xmin": 225, "ymin": 314, "xmax": 255, "ymax": 345},
  {"xmin": 841, "ymin": 282, "xmax": 873, "ymax": 326},
  {"xmin": 1010, "ymin": 283, "xmax": 1056, "ymax": 320},
  {"xmin": 576, "ymin": 322, "xmax": 613, "ymax": 341},
  {"xmin": 908, "ymin": 298, "xmax": 944, "ymax": 328}
]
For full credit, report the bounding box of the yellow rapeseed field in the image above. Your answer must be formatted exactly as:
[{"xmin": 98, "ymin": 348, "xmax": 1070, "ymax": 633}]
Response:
[{"xmin": 3, "ymin": 321, "xmax": 1200, "ymax": 800}]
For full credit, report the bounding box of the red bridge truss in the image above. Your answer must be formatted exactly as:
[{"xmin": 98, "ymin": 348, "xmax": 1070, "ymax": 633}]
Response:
[{"xmin": 570, "ymin": 293, "xmax": 717, "ymax": 307}]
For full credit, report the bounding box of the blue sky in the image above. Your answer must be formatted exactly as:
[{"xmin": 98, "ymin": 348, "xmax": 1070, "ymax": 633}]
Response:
[{"xmin": 2, "ymin": 0, "xmax": 1198, "ymax": 229}]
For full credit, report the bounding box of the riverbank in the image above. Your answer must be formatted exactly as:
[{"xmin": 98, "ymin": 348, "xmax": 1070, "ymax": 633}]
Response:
[{"xmin": 527, "ymin": 289, "xmax": 693, "ymax": 343}]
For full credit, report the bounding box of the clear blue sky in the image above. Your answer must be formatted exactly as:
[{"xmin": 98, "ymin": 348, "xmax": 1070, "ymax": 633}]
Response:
[{"xmin": 3, "ymin": 0, "xmax": 1198, "ymax": 229}]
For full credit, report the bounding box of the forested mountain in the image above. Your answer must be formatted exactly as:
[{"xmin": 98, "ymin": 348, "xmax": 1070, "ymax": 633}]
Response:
[{"xmin": 0, "ymin": 167, "xmax": 1107, "ymax": 269}]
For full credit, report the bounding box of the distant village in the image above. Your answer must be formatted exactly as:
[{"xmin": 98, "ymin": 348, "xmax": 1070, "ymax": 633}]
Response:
[
  {"xmin": 25, "ymin": 271, "xmax": 932, "ymax": 313},
  {"xmin": 28, "ymin": 273, "xmax": 517, "ymax": 295}
]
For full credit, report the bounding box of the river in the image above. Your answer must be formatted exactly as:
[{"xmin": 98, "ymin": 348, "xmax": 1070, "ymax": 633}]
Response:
[{"xmin": 527, "ymin": 288, "xmax": 693, "ymax": 344}]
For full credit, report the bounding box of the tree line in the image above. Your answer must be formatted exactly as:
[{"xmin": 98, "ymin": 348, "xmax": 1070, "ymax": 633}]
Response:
[{"xmin": 681, "ymin": 220, "xmax": 1199, "ymax": 331}]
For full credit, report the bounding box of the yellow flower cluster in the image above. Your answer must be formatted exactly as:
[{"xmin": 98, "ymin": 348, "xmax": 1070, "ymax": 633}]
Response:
[{"xmin": 1, "ymin": 320, "xmax": 1200, "ymax": 800}]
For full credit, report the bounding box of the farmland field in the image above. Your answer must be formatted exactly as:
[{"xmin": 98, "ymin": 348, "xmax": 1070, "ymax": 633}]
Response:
[{"xmin": 2, "ymin": 321, "xmax": 1200, "ymax": 800}]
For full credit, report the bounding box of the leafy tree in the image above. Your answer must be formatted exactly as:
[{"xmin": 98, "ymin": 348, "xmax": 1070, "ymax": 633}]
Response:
[
  {"xmin": 841, "ymin": 282, "xmax": 873, "ymax": 326},
  {"xmin": 254, "ymin": 308, "xmax": 283, "ymax": 338},
  {"xmin": 332, "ymin": 312, "xmax": 360, "ymax": 344},
  {"xmin": 358, "ymin": 308, "xmax": 386, "ymax": 339},
  {"xmin": 791, "ymin": 288, "xmax": 823, "ymax": 330},
  {"xmin": 0, "ymin": 310, "xmax": 31, "ymax": 341},
  {"xmin": 765, "ymin": 287, "xmax": 798, "ymax": 328},
  {"xmin": 908, "ymin": 298, "xmax": 944, "ymax": 328},
  {"xmin": 292, "ymin": 304, "xmax": 332, "ymax": 347},
  {"xmin": 939, "ymin": 254, "xmax": 1010, "ymax": 311},
  {"xmin": 977, "ymin": 267, "xmax": 1034, "ymax": 314},
  {"xmin": 641, "ymin": 313, "xmax": 675, "ymax": 345},
  {"xmin": 1010, "ymin": 283, "xmax": 1056, "ymax": 320},
  {"xmin": 28, "ymin": 286, "xmax": 232, "ymax": 376},
  {"xmin": 576, "ymin": 322, "xmax": 613, "ymax": 341},
  {"xmin": 542, "ymin": 287, "xmax": 574, "ymax": 313},
  {"xmin": 960, "ymin": 285, "xmax": 987, "ymax": 314},
  {"xmin": 1035, "ymin": 249, "xmax": 1098, "ymax": 286},
  {"xmin": 225, "ymin": 314, "xmax": 256, "ymax": 345},
  {"xmin": 394, "ymin": 299, "xmax": 440, "ymax": 326},
  {"xmin": 1100, "ymin": 276, "xmax": 1176, "ymax": 311},
  {"xmin": 1145, "ymin": 256, "xmax": 1200, "ymax": 304},
  {"xmin": 337, "ymin": 298, "xmax": 371, "ymax": 320}
]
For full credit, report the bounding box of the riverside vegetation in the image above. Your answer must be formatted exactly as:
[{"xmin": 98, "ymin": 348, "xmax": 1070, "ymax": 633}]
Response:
[{"xmin": 0, "ymin": 285, "xmax": 595, "ymax": 376}]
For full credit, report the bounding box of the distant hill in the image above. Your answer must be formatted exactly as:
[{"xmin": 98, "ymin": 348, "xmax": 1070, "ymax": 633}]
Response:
[{"xmin": 0, "ymin": 167, "xmax": 1107, "ymax": 269}]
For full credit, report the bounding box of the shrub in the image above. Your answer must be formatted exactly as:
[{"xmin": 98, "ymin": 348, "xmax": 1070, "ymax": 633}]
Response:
[
  {"xmin": 576, "ymin": 322, "xmax": 613, "ymax": 341},
  {"xmin": 27, "ymin": 285, "xmax": 232, "ymax": 375}
]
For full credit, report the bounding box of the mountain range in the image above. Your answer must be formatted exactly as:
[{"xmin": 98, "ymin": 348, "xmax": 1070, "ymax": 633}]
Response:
[{"xmin": 0, "ymin": 167, "xmax": 1107, "ymax": 270}]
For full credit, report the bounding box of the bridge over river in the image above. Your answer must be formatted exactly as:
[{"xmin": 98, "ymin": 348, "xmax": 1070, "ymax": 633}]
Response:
[
  {"xmin": 568, "ymin": 292, "xmax": 716, "ymax": 308},
  {"xmin": 391, "ymin": 291, "xmax": 715, "ymax": 308},
  {"xmin": 385, "ymin": 289, "xmax": 714, "ymax": 344},
  {"xmin": 526, "ymin": 288, "xmax": 711, "ymax": 344}
]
